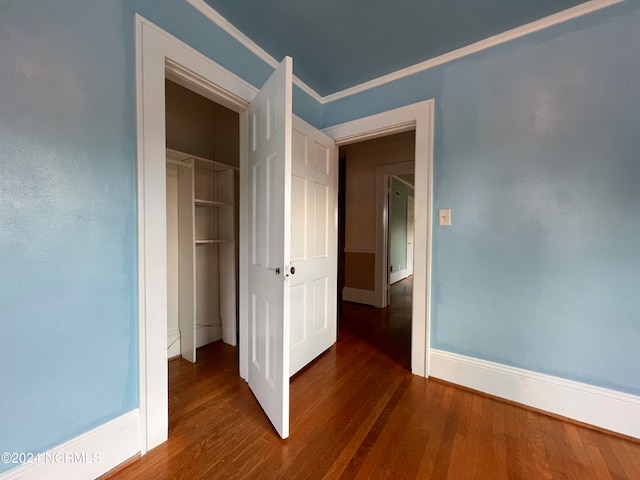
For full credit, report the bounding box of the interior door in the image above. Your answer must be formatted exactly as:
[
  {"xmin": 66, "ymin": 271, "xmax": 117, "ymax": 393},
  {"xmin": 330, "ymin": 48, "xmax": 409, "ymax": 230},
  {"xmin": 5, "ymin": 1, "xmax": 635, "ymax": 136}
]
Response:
[
  {"xmin": 247, "ymin": 57, "xmax": 292, "ymax": 439},
  {"xmin": 407, "ymin": 195, "xmax": 414, "ymax": 276},
  {"xmin": 289, "ymin": 117, "xmax": 338, "ymax": 376}
]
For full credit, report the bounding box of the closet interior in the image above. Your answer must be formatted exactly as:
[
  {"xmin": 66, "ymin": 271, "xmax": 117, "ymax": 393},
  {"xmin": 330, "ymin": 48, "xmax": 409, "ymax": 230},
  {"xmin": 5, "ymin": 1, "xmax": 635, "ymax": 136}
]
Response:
[{"xmin": 165, "ymin": 79, "xmax": 239, "ymax": 362}]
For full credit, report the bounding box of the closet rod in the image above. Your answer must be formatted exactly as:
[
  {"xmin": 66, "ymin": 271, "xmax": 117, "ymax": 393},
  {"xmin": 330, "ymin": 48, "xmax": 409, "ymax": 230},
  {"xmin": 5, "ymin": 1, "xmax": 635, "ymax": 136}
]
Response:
[{"xmin": 166, "ymin": 158, "xmax": 193, "ymax": 168}]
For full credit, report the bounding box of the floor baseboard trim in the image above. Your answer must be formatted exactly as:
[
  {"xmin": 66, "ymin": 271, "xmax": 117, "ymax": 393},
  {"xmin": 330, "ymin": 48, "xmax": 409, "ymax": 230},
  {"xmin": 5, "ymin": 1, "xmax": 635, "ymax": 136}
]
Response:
[
  {"xmin": 390, "ymin": 269, "xmax": 410, "ymax": 284},
  {"xmin": 342, "ymin": 287, "xmax": 375, "ymax": 306},
  {"xmin": 429, "ymin": 349, "xmax": 640, "ymax": 440},
  {"xmin": 0, "ymin": 410, "xmax": 140, "ymax": 480}
]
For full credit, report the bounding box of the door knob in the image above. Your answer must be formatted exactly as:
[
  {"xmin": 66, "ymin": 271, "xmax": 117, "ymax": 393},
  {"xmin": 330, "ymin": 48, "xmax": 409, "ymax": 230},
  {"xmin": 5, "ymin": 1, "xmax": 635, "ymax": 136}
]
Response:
[
  {"xmin": 289, "ymin": 266, "xmax": 296, "ymax": 275},
  {"xmin": 268, "ymin": 266, "xmax": 281, "ymax": 275}
]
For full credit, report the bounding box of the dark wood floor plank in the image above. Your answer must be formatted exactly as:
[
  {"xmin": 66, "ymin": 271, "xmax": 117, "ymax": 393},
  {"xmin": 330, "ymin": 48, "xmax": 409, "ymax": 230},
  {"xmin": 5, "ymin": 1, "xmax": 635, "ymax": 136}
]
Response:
[
  {"xmin": 491, "ymin": 399, "xmax": 509, "ymax": 480},
  {"xmin": 338, "ymin": 378, "xmax": 411, "ymax": 480},
  {"xmin": 539, "ymin": 413, "xmax": 577, "ymax": 480},
  {"xmin": 321, "ymin": 376, "xmax": 406, "ymax": 479},
  {"xmin": 579, "ymin": 427, "xmax": 628, "ymax": 480},
  {"xmin": 504, "ymin": 403, "xmax": 524, "ymax": 480},
  {"xmin": 429, "ymin": 387, "xmax": 465, "ymax": 479},
  {"xmin": 466, "ymin": 395, "xmax": 496, "ymax": 479},
  {"xmin": 378, "ymin": 381, "xmax": 435, "ymax": 480},
  {"xmin": 446, "ymin": 391, "xmax": 472, "ymax": 480},
  {"xmin": 103, "ymin": 277, "xmax": 640, "ymax": 480},
  {"xmin": 525, "ymin": 410, "xmax": 554, "ymax": 480},
  {"xmin": 414, "ymin": 381, "xmax": 454, "ymax": 479},
  {"xmin": 610, "ymin": 436, "xmax": 640, "ymax": 479},
  {"xmin": 563, "ymin": 422, "xmax": 601, "ymax": 480}
]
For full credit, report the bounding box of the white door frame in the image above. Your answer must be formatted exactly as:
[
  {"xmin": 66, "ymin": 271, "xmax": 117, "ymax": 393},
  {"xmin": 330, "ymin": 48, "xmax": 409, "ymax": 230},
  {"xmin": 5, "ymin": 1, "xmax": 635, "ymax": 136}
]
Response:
[
  {"xmin": 406, "ymin": 195, "xmax": 415, "ymax": 277},
  {"xmin": 323, "ymin": 100, "xmax": 435, "ymax": 377},
  {"xmin": 136, "ymin": 14, "xmax": 434, "ymax": 454},
  {"xmin": 377, "ymin": 162, "xmax": 415, "ymax": 305},
  {"xmin": 135, "ymin": 15, "xmax": 256, "ymax": 453}
]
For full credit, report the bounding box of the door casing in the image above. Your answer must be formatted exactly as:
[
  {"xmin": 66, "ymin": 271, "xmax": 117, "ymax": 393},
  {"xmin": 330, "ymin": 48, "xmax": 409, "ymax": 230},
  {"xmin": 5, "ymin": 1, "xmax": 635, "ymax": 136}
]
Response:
[
  {"xmin": 323, "ymin": 101, "xmax": 434, "ymax": 379},
  {"xmin": 377, "ymin": 161, "xmax": 415, "ymax": 306},
  {"xmin": 136, "ymin": 14, "xmax": 434, "ymax": 455}
]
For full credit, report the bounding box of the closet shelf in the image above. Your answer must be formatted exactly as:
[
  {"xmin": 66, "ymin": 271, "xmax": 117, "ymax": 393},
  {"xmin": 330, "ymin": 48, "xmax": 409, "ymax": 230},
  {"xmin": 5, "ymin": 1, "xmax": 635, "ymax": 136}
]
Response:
[
  {"xmin": 195, "ymin": 239, "xmax": 232, "ymax": 245},
  {"xmin": 194, "ymin": 199, "xmax": 233, "ymax": 207},
  {"xmin": 166, "ymin": 148, "xmax": 239, "ymax": 172}
]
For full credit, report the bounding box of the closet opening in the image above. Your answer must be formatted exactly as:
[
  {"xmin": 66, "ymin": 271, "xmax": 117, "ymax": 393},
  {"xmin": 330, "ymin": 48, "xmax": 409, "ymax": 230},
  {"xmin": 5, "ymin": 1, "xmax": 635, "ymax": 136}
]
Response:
[{"xmin": 165, "ymin": 78, "xmax": 240, "ymax": 388}]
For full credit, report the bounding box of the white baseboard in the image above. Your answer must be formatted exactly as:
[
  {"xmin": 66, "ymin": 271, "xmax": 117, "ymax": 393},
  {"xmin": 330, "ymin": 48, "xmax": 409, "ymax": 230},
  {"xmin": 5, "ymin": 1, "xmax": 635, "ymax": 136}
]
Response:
[
  {"xmin": 342, "ymin": 287, "xmax": 375, "ymax": 306},
  {"xmin": 429, "ymin": 349, "xmax": 640, "ymax": 439},
  {"xmin": 390, "ymin": 269, "xmax": 410, "ymax": 284},
  {"xmin": 167, "ymin": 328, "xmax": 181, "ymax": 359},
  {"xmin": 196, "ymin": 323, "xmax": 222, "ymax": 348},
  {"xmin": 0, "ymin": 410, "xmax": 140, "ymax": 480}
]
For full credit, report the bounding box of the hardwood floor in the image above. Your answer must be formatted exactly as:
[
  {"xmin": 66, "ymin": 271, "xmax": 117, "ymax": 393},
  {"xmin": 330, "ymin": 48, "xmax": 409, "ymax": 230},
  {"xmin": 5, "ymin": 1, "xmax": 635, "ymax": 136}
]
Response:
[{"xmin": 105, "ymin": 277, "xmax": 640, "ymax": 479}]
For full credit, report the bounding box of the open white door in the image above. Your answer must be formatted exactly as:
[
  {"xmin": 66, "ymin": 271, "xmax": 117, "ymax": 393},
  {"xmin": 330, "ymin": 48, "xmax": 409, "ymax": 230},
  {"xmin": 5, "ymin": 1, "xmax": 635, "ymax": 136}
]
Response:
[
  {"xmin": 407, "ymin": 195, "xmax": 414, "ymax": 276},
  {"xmin": 247, "ymin": 57, "xmax": 292, "ymax": 439},
  {"xmin": 289, "ymin": 117, "xmax": 338, "ymax": 376}
]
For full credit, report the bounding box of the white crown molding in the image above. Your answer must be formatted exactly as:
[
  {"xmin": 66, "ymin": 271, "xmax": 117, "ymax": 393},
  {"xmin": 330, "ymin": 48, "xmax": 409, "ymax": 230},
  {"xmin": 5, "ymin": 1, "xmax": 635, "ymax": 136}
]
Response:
[
  {"xmin": 430, "ymin": 349, "xmax": 640, "ymax": 440},
  {"xmin": 188, "ymin": 0, "xmax": 622, "ymax": 105},
  {"xmin": 323, "ymin": 0, "xmax": 624, "ymax": 103},
  {"xmin": 186, "ymin": 0, "xmax": 323, "ymax": 103},
  {"xmin": 0, "ymin": 410, "xmax": 140, "ymax": 480}
]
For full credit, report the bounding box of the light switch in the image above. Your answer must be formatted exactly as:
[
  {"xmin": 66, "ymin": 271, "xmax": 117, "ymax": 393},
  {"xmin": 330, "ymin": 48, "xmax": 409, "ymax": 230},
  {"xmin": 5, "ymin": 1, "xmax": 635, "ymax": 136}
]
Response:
[{"xmin": 439, "ymin": 209, "xmax": 451, "ymax": 226}]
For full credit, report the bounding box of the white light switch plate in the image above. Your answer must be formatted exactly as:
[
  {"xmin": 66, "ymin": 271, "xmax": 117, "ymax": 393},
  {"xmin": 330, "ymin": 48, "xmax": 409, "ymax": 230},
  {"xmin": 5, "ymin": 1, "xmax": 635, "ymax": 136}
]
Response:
[{"xmin": 439, "ymin": 209, "xmax": 451, "ymax": 226}]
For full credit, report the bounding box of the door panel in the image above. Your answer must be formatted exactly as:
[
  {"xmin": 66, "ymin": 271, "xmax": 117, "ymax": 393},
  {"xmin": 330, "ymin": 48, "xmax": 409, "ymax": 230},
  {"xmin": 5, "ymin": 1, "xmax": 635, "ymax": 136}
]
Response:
[
  {"xmin": 247, "ymin": 57, "xmax": 292, "ymax": 439},
  {"xmin": 407, "ymin": 195, "xmax": 415, "ymax": 275},
  {"xmin": 289, "ymin": 116, "xmax": 338, "ymax": 377}
]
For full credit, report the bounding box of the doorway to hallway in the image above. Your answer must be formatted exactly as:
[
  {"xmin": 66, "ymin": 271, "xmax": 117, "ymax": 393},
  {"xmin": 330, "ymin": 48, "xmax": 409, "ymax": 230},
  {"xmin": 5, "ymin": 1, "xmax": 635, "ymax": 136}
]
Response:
[{"xmin": 338, "ymin": 276, "xmax": 413, "ymax": 370}]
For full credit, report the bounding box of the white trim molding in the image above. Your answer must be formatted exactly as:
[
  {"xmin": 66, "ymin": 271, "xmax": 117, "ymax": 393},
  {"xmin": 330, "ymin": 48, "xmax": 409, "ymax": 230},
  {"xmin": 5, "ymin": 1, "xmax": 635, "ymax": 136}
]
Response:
[
  {"xmin": 390, "ymin": 269, "xmax": 410, "ymax": 285},
  {"xmin": 342, "ymin": 287, "xmax": 376, "ymax": 306},
  {"xmin": 323, "ymin": 0, "xmax": 624, "ymax": 102},
  {"xmin": 188, "ymin": 0, "xmax": 622, "ymax": 104},
  {"xmin": 325, "ymin": 100, "xmax": 434, "ymax": 378},
  {"xmin": 186, "ymin": 0, "xmax": 323, "ymax": 103},
  {"xmin": 392, "ymin": 175, "xmax": 415, "ymax": 189},
  {"xmin": 375, "ymin": 161, "xmax": 415, "ymax": 309},
  {"xmin": 430, "ymin": 349, "xmax": 640, "ymax": 440},
  {"xmin": 0, "ymin": 411, "xmax": 140, "ymax": 480},
  {"xmin": 167, "ymin": 328, "xmax": 181, "ymax": 358},
  {"xmin": 136, "ymin": 14, "xmax": 256, "ymax": 455}
]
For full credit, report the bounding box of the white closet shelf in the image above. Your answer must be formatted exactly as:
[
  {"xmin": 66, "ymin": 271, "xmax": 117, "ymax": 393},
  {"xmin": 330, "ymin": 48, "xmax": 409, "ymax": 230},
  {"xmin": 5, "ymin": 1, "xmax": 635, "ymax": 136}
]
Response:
[
  {"xmin": 195, "ymin": 239, "xmax": 233, "ymax": 245},
  {"xmin": 194, "ymin": 199, "xmax": 233, "ymax": 207},
  {"xmin": 166, "ymin": 148, "xmax": 239, "ymax": 171}
]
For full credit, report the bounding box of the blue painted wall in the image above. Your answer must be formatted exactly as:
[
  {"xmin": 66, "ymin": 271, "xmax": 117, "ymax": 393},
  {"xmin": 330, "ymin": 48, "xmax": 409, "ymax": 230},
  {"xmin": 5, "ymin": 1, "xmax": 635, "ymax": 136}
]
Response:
[
  {"xmin": 324, "ymin": 1, "xmax": 640, "ymax": 395},
  {"xmin": 0, "ymin": 0, "xmax": 320, "ymax": 472},
  {"xmin": 2, "ymin": 0, "xmax": 639, "ymax": 471},
  {"xmin": 0, "ymin": 1, "xmax": 137, "ymax": 468}
]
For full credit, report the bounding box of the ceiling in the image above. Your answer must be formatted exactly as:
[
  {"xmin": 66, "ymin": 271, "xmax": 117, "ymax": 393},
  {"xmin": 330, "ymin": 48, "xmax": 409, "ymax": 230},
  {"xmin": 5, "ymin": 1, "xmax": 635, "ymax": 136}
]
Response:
[{"xmin": 202, "ymin": 0, "xmax": 590, "ymax": 97}]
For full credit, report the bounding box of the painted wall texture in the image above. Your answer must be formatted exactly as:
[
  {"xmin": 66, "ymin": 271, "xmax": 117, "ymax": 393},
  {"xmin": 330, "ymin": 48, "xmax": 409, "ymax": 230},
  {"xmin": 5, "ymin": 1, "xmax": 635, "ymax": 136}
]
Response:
[
  {"xmin": 1, "ymin": 0, "xmax": 639, "ymax": 472},
  {"xmin": 325, "ymin": 1, "xmax": 640, "ymax": 395},
  {"xmin": 389, "ymin": 177, "xmax": 414, "ymax": 278},
  {"xmin": 0, "ymin": 0, "xmax": 320, "ymax": 472},
  {"xmin": 0, "ymin": 1, "xmax": 137, "ymax": 469}
]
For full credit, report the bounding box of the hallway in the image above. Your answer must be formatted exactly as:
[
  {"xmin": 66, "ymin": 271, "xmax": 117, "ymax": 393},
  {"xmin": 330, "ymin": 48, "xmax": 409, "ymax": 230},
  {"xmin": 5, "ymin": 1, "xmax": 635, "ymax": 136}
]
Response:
[{"xmin": 338, "ymin": 276, "xmax": 413, "ymax": 371}]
